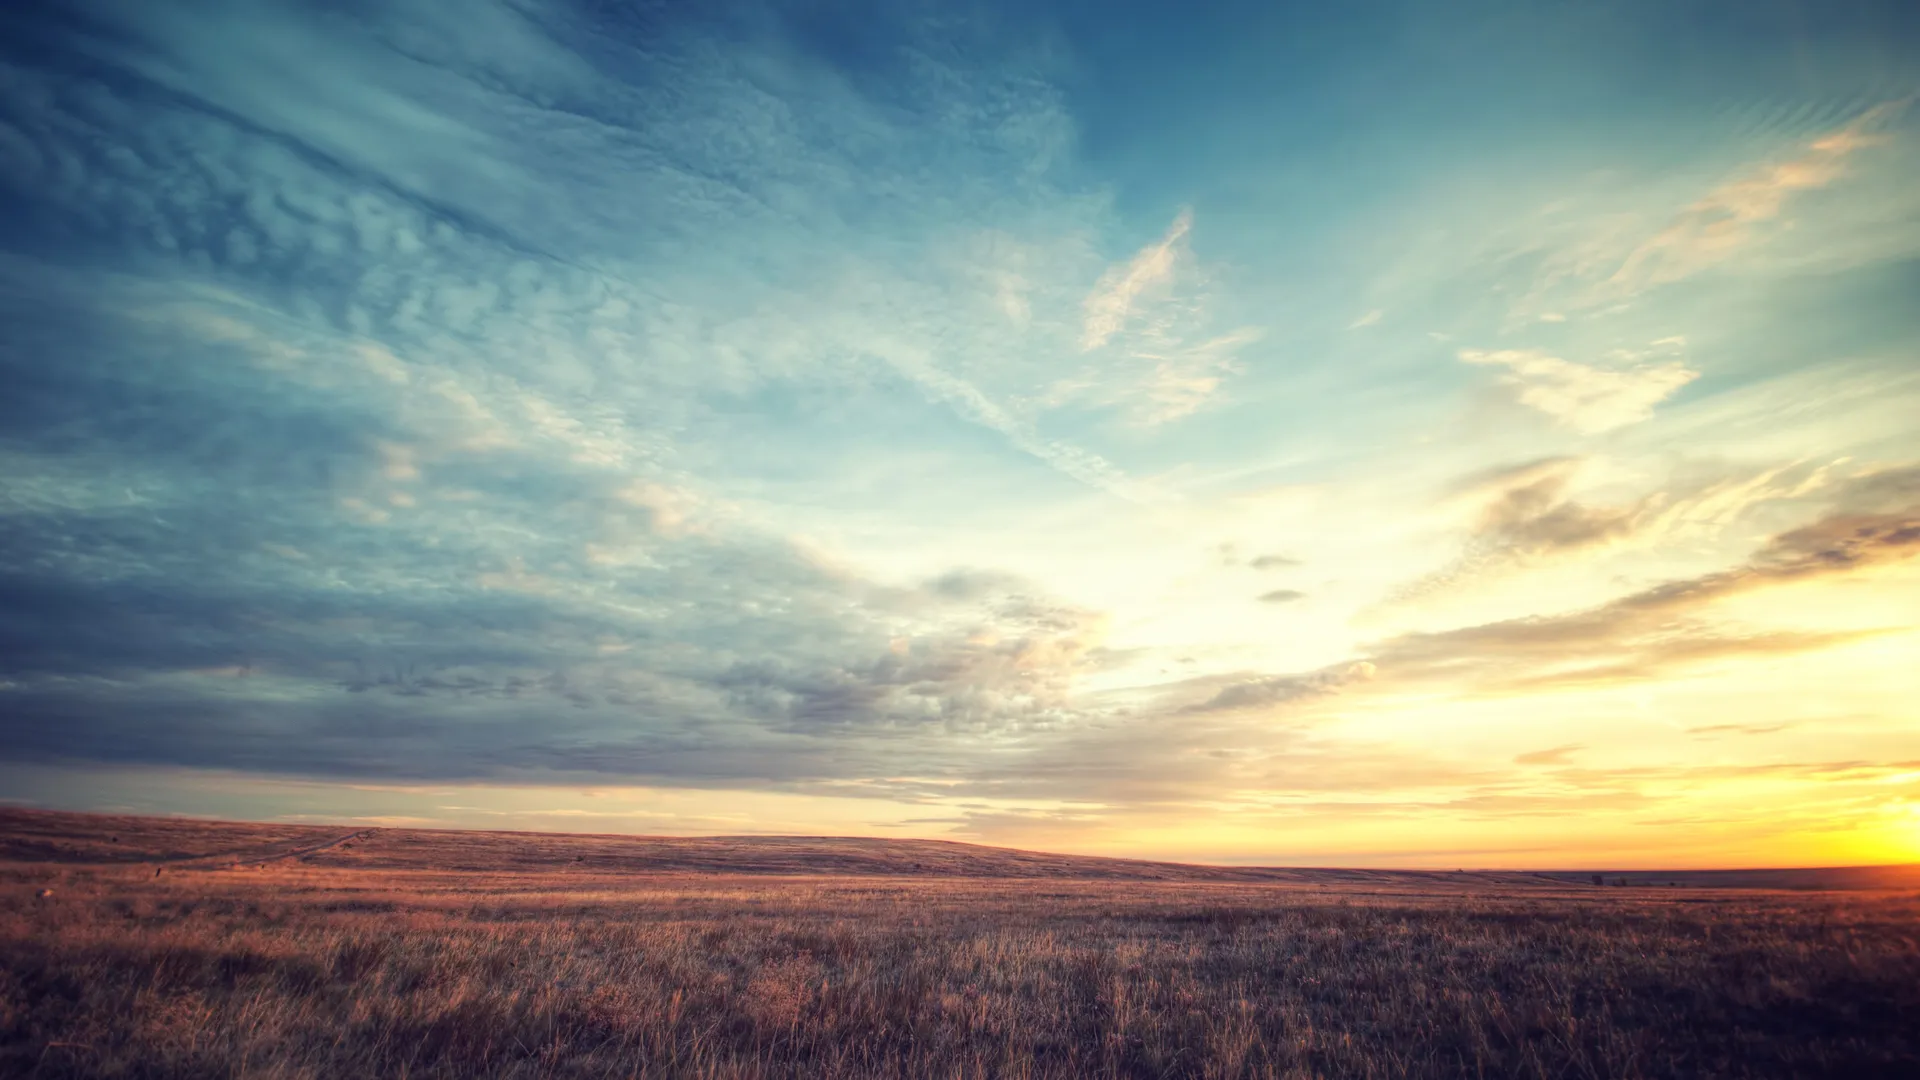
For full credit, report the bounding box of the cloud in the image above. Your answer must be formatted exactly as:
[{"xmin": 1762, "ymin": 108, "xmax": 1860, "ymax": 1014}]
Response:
[
  {"xmin": 1347, "ymin": 309, "xmax": 1383, "ymax": 329},
  {"xmin": 714, "ymin": 598, "xmax": 1107, "ymax": 736},
  {"xmin": 1367, "ymin": 497, "xmax": 1920, "ymax": 692},
  {"xmin": 1058, "ymin": 209, "xmax": 1256, "ymax": 425},
  {"xmin": 1256, "ymin": 589, "xmax": 1306, "ymax": 604},
  {"xmin": 1081, "ymin": 209, "xmax": 1192, "ymax": 352},
  {"xmin": 0, "ymin": 0, "xmax": 1218, "ymax": 797},
  {"xmin": 922, "ymin": 569, "xmax": 1027, "ymax": 602},
  {"xmin": 1841, "ymin": 464, "xmax": 1920, "ymax": 510},
  {"xmin": 0, "ymin": 484, "xmax": 1110, "ymax": 782},
  {"xmin": 1457, "ymin": 347, "xmax": 1698, "ymax": 433},
  {"xmin": 1125, "ymin": 327, "xmax": 1262, "ymax": 426},
  {"xmin": 1190, "ymin": 661, "xmax": 1375, "ymax": 713},
  {"xmin": 1514, "ymin": 744, "xmax": 1582, "ymax": 766},
  {"xmin": 4, "ymin": 272, "xmax": 1148, "ymax": 782},
  {"xmin": 0, "ymin": 0, "xmax": 1190, "ymax": 507},
  {"xmin": 1425, "ymin": 455, "xmax": 1842, "ymax": 594},
  {"xmin": 1609, "ymin": 99, "xmax": 1911, "ymax": 293},
  {"xmin": 1221, "ymin": 489, "xmax": 1920, "ymax": 719},
  {"xmin": 879, "ymin": 346, "xmax": 1158, "ymax": 502},
  {"xmin": 1391, "ymin": 457, "xmax": 1675, "ymax": 605},
  {"xmin": 0, "ymin": 254, "xmax": 1124, "ymax": 786},
  {"xmin": 1458, "ymin": 457, "xmax": 1647, "ymax": 555},
  {"xmin": 1368, "ymin": 100, "xmax": 1919, "ymax": 337},
  {"xmin": 615, "ymin": 481, "xmax": 704, "ymax": 537},
  {"xmin": 1248, "ymin": 553, "xmax": 1302, "ymax": 570},
  {"xmin": 1687, "ymin": 721, "xmax": 1798, "ymax": 738},
  {"xmin": 1758, "ymin": 505, "xmax": 1920, "ymax": 573}
]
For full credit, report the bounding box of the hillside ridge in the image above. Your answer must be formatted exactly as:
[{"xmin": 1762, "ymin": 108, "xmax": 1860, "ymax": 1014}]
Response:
[{"xmin": 4, "ymin": 807, "xmax": 1917, "ymax": 889}]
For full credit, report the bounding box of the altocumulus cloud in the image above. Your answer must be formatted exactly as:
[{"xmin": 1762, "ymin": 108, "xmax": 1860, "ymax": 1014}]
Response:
[{"xmin": 0, "ymin": 0, "xmax": 1156, "ymax": 789}]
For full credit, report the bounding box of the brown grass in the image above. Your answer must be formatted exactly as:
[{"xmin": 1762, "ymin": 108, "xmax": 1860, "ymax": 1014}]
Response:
[{"xmin": 3, "ymin": 811, "xmax": 1918, "ymax": 1078}]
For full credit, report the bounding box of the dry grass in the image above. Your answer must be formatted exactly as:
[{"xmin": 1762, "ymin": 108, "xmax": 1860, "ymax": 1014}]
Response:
[{"xmin": 3, "ymin": 812, "xmax": 1918, "ymax": 1078}]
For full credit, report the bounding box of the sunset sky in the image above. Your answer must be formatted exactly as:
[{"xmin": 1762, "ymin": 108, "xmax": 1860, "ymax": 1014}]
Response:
[{"xmin": 2, "ymin": 0, "xmax": 1917, "ymax": 868}]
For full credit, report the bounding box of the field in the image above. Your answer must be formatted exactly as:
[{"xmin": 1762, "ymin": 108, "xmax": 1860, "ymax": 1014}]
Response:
[{"xmin": 3, "ymin": 811, "xmax": 1919, "ymax": 1078}]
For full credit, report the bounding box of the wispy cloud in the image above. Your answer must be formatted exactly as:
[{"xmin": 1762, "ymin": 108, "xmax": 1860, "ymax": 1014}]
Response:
[
  {"xmin": 1081, "ymin": 209, "xmax": 1193, "ymax": 352},
  {"xmin": 1215, "ymin": 486, "xmax": 1920, "ymax": 724},
  {"xmin": 1369, "ymin": 99, "xmax": 1919, "ymax": 337},
  {"xmin": 1386, "ymin": 457, "xmax": 1654, "ymax": 604},
  {"xmin": 1368, "ymin": 496, "xmax": 1920, "ymax": 694},
  {"xmin": 1059, "ymin": 209, "xmax": 1258, "ymax": 425},
  {"xmin": 881, "ymin": 346, "xmax": 1158, "ymax": 502},
  {"xmin": 1385, "ymin": 454, "xmax": 1850, "ymax": 614},
  {"xmin": 1189, "ymin": 661, "xmax": 1376, "ymax": 713},
  {"xmin": 1608, "ymin": 99, "xmax": 1911, "ymax": 293},
  {"xmin": 1456, "ymin": 457, "xmax": 1648, "ymax": 556},
  {"xmin": 1514, "ymin": 744, "xmax": 1582, "ymax": 766},
  {"xmin": 1458, "ymin": 347, "xmax": 1698, "ymax": 433}
]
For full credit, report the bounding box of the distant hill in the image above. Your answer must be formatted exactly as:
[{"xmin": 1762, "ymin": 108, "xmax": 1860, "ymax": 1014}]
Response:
[{"xmin": 4, "ymin": 807, "xmax": 1917, "ymax": 890}]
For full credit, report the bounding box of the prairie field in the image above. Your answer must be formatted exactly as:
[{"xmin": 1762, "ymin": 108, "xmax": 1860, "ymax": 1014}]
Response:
[{"xmin": 3, "ymin": 811, "xmax": 1919, "ymax": 1079}]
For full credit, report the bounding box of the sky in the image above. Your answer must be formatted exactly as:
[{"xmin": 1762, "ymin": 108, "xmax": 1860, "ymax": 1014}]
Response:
[{"xmin": 1, "ymin": 0, "xmax": 1917, "ymax": 869}]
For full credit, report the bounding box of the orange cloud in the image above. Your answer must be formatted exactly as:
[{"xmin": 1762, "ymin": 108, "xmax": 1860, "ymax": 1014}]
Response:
[{"xmin": 1608, "ymin": 99, "xmax": 1909, "ymax": 291}]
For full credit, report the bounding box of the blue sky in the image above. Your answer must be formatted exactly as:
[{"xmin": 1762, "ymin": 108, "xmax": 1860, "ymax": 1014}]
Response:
[{"xmin": 2, "ymin": 0, "xmax": 1918, "ymax": 866}]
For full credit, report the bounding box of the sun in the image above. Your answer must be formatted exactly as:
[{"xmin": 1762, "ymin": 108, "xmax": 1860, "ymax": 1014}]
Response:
[{"xmin": 1864, "ymin": 802, "xmax": 1920, "ymax": 866}]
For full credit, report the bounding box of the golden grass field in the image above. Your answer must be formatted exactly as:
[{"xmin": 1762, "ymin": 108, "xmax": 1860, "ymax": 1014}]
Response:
[{"xmin": 4, "ymin": 810, "xmax": 1919, "ymax": 1078}]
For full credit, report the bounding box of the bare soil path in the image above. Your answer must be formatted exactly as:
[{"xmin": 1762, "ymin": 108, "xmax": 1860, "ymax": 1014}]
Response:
[{"xmin": 218, "ymin": 828, "xmax": 380, "ymax": 869}]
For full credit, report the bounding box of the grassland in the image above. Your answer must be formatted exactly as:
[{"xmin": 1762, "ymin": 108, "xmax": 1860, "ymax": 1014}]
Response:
[{"xmin": 3, "ymin": 810, "xmax": 1918, "ymax": 1078}]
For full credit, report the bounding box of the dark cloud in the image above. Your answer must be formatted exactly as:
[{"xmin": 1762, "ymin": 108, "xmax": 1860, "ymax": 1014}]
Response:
[
  {"xmin": 1386, "ymin": 456, "xmax": 1662, "ymax": 604},
  {"xmin": 1467, "ymin": 458, "xmax": 1645, "ymax": 555},
  {"xmin": 0, "ymin": 0, "xmax": 1138, "ymax": 795},
  {"xmin": 1366, "ymin": 500, "xmax": 1919, "ymax": 692},
  {"xmin": 1248, "ymin": 553, "xmax": 1301, "ymax": 570},
  {"xmin": 1837, "ymin": 465, "xmax": 1920, "ymax": 510},
  {"xmin": 1193, "ymin": 494, "xmax": 1920, "ymax": 716},
  {"xmin": 1256, "ymin": 588, "xmax": 1306, "ymax": 604},
  {"xmin": 1404, "ymin": 456, "xmax": 1884, "ymax": 610},
  {"xmin": 0, "ymin": 279, "xmax": 1103, "ymax": 779},
  {"xmin": 0, "ymin": 313, "xmax": 1103, "ymax": 781},
  {"xmin": 1760, "ymin": 506, "xmax": 1920, "ymax": 570},
  {"xmin": 710, "ymin": 603, "xmax": 1100, "ymax": 736},
  {"xmin": 0, "ymin": 544, "xmax": 1100, "ymax": 786}
]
